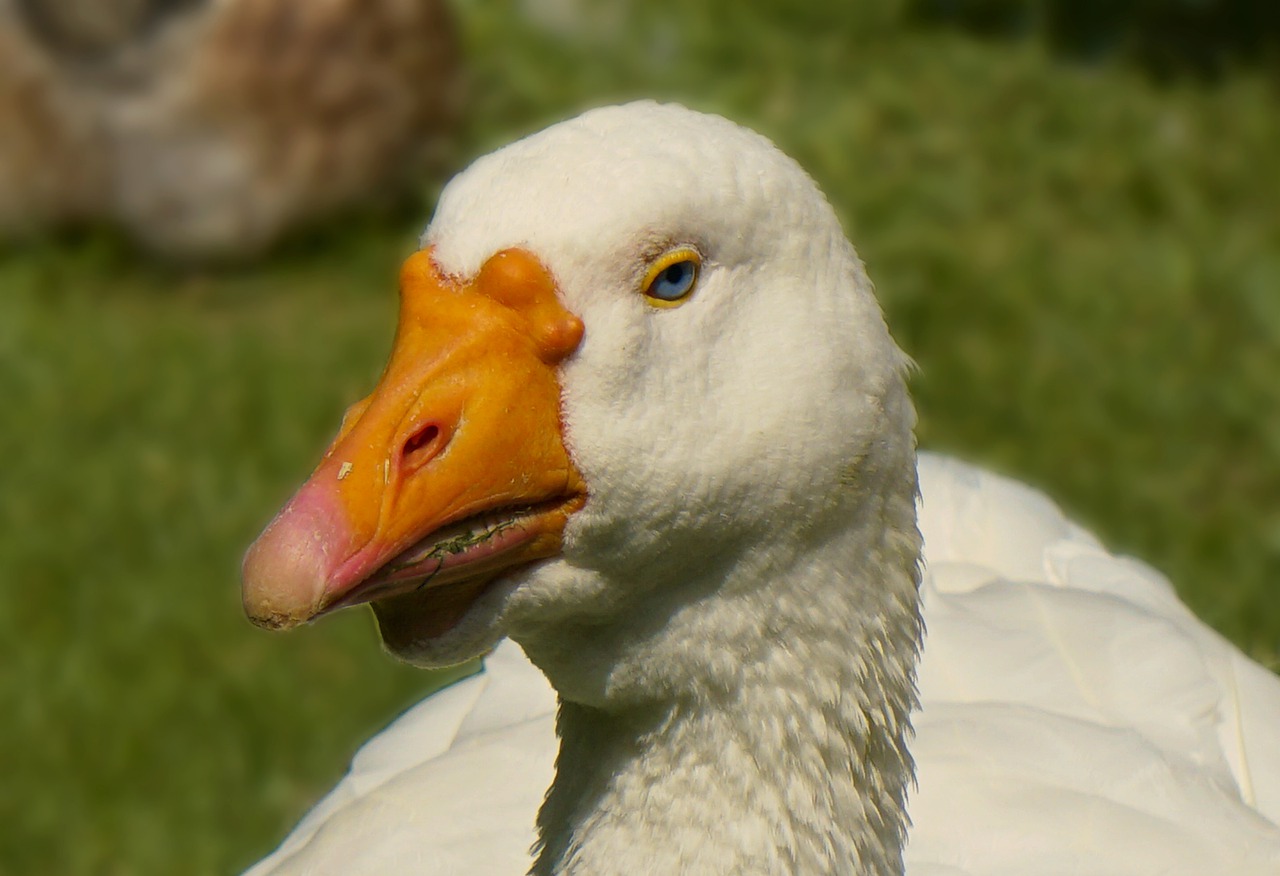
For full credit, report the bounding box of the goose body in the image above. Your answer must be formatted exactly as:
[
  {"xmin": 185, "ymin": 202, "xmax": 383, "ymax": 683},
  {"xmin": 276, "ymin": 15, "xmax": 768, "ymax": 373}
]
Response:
[
  {"xmin": 245, "ymin": 454, "xmax": 1280, "ymax": 875},
  {"xmin": 0, "ymin": 0, "xmax": 457, "ymax": 258},
  {"xmin": 240, "ymin": 103, "xmax": 1280, "ymax": 874}
]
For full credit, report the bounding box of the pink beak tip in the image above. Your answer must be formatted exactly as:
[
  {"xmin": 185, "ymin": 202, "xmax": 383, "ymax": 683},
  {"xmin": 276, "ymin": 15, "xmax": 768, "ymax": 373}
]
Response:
[{"xmin": 241, "ymin": 487, "xmax": 351, "ymax": 630}]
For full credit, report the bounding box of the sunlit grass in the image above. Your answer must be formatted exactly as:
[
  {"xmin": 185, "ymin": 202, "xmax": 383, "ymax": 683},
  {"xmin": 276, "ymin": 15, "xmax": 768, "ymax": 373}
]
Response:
[{"xmin": 4, "ymin": 2, "xmax": 1278, "ymax": 873}]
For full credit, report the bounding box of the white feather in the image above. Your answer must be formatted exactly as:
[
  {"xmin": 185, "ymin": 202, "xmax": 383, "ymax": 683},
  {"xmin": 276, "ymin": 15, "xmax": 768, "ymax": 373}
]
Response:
[{"xmin": 247, "ymin": 455, "xmax": 1280, "ymax": 875}]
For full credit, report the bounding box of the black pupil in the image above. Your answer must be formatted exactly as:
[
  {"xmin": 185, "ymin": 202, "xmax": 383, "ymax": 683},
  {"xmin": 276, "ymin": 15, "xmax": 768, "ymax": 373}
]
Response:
[{"xmin": 665, "ymin": 263, "xmax": 688, "ymax": 285}]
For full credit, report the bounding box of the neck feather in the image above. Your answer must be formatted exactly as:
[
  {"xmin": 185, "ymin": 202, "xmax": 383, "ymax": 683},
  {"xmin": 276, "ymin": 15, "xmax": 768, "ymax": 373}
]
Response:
[{"xmin": 522, "ymin": 449, "xmax": 923, "ymax": 876}]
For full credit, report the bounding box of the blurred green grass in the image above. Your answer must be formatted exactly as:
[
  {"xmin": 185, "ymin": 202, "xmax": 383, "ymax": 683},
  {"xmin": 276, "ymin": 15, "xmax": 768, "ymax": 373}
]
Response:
[{"xmin": 3, "ymin": 2, "xmax": 1278, "ymax": 873}]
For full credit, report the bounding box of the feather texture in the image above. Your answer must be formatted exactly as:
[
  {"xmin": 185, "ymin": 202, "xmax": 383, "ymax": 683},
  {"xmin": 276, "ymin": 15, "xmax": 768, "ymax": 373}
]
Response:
[{"xmin": 246, "ymin": 454, "xmax": 1280, "ymax": 875}]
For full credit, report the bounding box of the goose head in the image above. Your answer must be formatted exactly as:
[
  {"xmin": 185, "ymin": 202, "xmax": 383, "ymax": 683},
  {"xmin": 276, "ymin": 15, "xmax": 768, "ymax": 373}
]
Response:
[{"xmin": 242, "ymin": 101, "xmax": 919, "ymax": 708}]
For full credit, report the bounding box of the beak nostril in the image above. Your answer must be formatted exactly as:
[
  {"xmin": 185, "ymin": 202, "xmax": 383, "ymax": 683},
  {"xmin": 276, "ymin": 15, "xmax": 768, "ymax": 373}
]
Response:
[
  {"xmin": 402, "ymin": 423, "xmax": 443, "ymax": 471},
  {"xmin": 406, "ymin": 424, "xmax": 439, "ymax": 453}
]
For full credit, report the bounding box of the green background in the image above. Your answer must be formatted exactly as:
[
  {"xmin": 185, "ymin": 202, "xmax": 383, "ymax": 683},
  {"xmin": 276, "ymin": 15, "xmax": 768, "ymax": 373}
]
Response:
[{"xmin": 3, "ymin": 2, "xmax": 1278, "ymax": 873}]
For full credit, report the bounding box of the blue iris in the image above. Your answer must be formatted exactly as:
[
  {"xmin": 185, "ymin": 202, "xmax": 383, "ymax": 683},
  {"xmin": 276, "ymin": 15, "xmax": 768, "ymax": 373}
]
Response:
[{"xmin": 647, "ymin": 259, "xmax": 698, "ymax": 301}]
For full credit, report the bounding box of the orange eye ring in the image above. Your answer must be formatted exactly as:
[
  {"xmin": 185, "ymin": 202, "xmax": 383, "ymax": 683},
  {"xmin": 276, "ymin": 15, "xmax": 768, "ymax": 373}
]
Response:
[{"xmin": 641, "ymin": 248, "xmax": 702, "ymax": 308}]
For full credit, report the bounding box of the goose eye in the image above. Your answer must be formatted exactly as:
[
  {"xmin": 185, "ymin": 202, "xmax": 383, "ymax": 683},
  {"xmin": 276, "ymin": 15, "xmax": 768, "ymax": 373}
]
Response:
[{"xmin": 642, "ymin": 249, "xmax": 701, "ymax": 307}]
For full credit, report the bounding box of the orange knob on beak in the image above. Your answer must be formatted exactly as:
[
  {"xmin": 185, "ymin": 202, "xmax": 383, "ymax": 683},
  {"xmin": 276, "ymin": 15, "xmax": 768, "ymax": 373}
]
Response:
[{"xmin": 242, "ymin": 248, "xmax": 586, "ymax": 641}]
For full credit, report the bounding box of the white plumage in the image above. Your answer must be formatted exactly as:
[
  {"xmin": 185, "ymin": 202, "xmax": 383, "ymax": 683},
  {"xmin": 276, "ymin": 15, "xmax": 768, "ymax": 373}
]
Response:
[
  {"xmin": 246, "ymin": 456, "xmax": 1280, "ymax": 875},
  {"xmin": 243, "ymin": 103, "xmax": 1280, "ymax": 875}
]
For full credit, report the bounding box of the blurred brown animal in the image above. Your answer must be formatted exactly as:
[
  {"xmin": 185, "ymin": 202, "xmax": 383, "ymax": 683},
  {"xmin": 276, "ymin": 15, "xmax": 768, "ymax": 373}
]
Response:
[{"xmin": 0, "ymin": 0, "xmax": 460, "ymax": 260}]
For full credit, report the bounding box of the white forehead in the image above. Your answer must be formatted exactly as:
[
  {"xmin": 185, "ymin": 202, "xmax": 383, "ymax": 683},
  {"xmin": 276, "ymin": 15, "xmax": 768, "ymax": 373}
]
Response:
[{"xmin": 423, "ymin": 102, "xmax": 837, "ymax": 278}]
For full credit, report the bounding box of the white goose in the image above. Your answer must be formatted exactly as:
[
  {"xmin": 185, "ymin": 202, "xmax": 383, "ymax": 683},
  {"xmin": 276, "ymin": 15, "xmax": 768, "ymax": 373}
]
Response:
[{"xmin": 240, "ymin": 103, "xmax": 1280, "ymax": 875}]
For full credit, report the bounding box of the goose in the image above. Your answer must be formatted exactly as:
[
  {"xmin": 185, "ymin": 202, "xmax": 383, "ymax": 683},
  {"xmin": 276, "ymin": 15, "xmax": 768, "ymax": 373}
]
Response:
[
  {"xmin": 0, "ymin": 0, "xmax": 458, "ymax": 259},
  {"xmin": 240, "ymin": 102, "xmax": 1280, "ymax": 875}
]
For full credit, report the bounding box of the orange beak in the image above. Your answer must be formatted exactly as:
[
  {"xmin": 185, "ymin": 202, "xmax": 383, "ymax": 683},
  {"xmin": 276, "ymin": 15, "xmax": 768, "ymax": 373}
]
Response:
[{"xmin": 241, "ymin": 248, "xmax": 586, "ymax": 641}]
